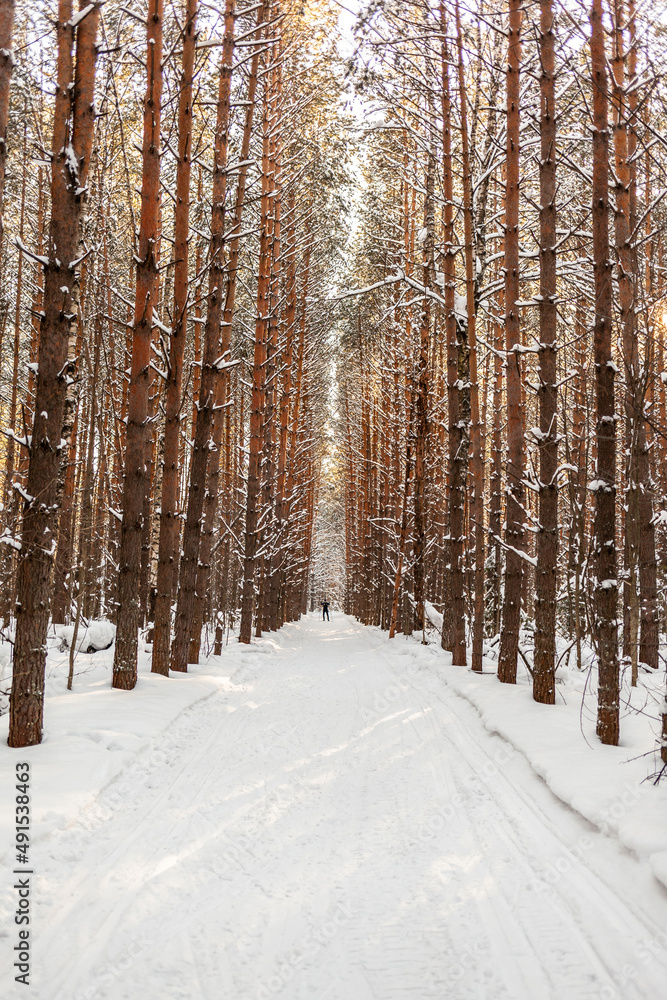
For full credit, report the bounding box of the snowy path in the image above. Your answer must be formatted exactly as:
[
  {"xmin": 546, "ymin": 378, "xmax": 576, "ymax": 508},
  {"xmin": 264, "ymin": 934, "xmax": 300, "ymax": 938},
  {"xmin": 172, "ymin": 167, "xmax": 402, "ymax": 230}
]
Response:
[{"xmin": 5, "ymin": 614, "xmax": 667, "ymax": 1000}]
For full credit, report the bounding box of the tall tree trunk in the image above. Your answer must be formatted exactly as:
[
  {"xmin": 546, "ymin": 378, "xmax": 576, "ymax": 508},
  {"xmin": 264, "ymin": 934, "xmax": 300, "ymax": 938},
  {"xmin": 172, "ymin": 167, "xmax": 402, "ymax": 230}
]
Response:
[
  {"xmin": 68, "ymin": 322, "xmax": 102, "ymax": 689},
  {"xmin": 489, "ymin": 210, "xmax": 504, "ymax": 638},
  {"xmin": 498, "ymin": 0, "xmax": 524, "ymax": 685},
  {"xmin": 151, "ymin": 0, "xmax": 198, "ymax": 676},
  {"xmin": 0, "ymin": 0, "xmax": 14, "ymax": 248},
  {"xmin": 0, "ymin": 116, "xmax": 26, "ymax": 622},
  {"xmin": 388, "ymin": 393, "xmax": 414, "ymax": 639},
  {"xmin": 188, "ymin": 0, "xmax": 268, "ymax": 657},
  {"xmin": 239, "ymin": 65, "xmax": 272, "ymax": 644},
  {"xmin": 626, "ymin": 0, "xmax": 658, "ymax": 673},
  {"xmin": 440, "ymin": 5, "xmax": 465, "ymax": 663},
  {"xmin": 533, "ymin": 0, "xmax": 558, "ymax": 704},
  {"xmin": 412, "ymin": 148, "xmax": 434, "ymax": 641},
  {"xmin": 113, "ymin": 0, "xmax": 164, "ymax": 690},
  {"xmin": 591, "ymin": 0, "xmax": 619, "ymax": 746},
  {"xmin": 171, "ymin": 0, "xmax": 268, "ymax": 668},
  {"xmin": 271, "ymin": 189, "xmax": 297, "ymax": 632},
  {"xmin": 9, "ymin": 0, "xmax": 100, "ymax": 747},
  {"xmin": 455, "ymin": 0, "xmax": 484, "ymax": 671},
  {"xmin": 612, "ymin": 0, "xmax": 640, "ymax": 685},
  {"xmin": 0, "ymin": 0, "xmax": 13, "ymax": 398}
]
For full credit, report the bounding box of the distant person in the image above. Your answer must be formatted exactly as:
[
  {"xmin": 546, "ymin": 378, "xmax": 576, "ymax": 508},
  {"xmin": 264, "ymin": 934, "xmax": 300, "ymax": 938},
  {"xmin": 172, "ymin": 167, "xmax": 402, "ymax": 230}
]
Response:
[{"xmin": 321, "ymin": 599, "xmax": 330, "ymax": 621}]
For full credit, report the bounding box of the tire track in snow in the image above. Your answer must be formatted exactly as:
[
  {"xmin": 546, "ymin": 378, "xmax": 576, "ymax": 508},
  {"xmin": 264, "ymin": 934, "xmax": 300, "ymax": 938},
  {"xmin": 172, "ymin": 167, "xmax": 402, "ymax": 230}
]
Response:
[
  {"xmin": 376, "ymin": 631, "xmax": 667, "ymax": 1000},
  {"xmin": 3, "ymin": 616, "xmax": 667, "ymax": 1000}
]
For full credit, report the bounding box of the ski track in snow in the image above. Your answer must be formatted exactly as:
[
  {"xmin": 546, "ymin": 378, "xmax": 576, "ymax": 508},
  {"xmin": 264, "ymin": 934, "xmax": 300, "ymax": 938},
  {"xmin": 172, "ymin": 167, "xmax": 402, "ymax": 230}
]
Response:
[{"xmin": 3, "ymin": 614, "xmax": 667, "ymax": 1000}]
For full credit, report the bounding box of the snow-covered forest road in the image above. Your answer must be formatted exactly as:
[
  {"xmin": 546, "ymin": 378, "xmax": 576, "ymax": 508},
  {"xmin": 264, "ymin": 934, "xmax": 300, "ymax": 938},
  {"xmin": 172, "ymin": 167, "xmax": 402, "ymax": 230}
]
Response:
[{"xmin": 5, "ymin": 615, "xmax": 667, "ymax": 1000}]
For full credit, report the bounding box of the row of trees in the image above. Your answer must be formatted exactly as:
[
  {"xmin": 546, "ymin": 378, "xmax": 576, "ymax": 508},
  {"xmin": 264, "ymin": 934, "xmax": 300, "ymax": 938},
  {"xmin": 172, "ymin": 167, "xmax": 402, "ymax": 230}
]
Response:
[
  {"xmin": 2, "ymin": 0, "xmax": 667, "ymax": 761},
  {"xmin": 0, "ymin": 0, "xmax": 350, "ymax": 746},
  {"xmin": 337, "ymin": 0, "xmax": 667, "ymax": 757}
]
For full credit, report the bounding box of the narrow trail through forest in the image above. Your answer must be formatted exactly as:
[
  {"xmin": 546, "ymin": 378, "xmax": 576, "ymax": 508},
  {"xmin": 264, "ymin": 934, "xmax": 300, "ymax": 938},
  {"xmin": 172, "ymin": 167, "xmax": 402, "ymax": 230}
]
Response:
[{"xmin": 6, "ymin": 616, "xmax": 667, "ymax": 1000}]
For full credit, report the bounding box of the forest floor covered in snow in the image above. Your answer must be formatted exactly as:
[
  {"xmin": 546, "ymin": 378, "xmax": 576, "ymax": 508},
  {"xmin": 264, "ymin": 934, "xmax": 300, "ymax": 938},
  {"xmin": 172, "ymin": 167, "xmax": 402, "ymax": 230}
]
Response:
[{"xmin": 2, "ymin": 613, "xmax": 667, "ymax": 999}]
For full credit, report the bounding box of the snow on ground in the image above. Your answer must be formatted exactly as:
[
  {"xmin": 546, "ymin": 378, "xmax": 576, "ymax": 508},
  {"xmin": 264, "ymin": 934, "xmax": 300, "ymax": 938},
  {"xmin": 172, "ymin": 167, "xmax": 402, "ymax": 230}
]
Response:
[
  {"xmin": 53, "ymin": 621, "xmax": 116, "ymax": 654},
  {"xmin": 0, "ymin": 627, "xmax": 236, "ymax": 856},
  {"xmin": 1, "ymin": 614, "xmax": 667, "ymax": 1000},
  {"xmin": 438, "ymin": 636, "xmax": 667, "ymax": 893}
]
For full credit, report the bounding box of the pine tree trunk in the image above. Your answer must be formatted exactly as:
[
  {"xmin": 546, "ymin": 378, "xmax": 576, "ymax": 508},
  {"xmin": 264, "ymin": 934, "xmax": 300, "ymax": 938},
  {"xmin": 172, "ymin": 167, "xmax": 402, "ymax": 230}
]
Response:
[
  {"xmin": 591, "ymin": 0, "xmax": 619, "ymax": 746},
  {"xmin": 489, "ymin": 263, "xmax": 503, "ymax": 637},
  {"xmin": 113, "ymin": 0, "xmax": 164, "ymax": 689},
  {"xmin": 533, "ymin": 0, "xmax": 558, "ymax": 704},
  {"xmin": 612, "ymin": 0, "xmax": 641, "ymax": 684},
  {"xmin": 440, "ymin": 8, "xmax": 465, "ymax": 663},
  {"xmin": 151, "ymin": 0, "xmax": 198, "ymax": 676},
  {"xmin": 455, "ymin": 0, "xmax": 484, "ymax": 671},
  {"xmin": 239, "ymin": 77, "xmax": 272, "ymax": 644},
  {"xmin": 0, "ymin": 117, "xmax": 26, "ymax": 623},
  {"xmin": 626, "ymin": 0, "xmax": 658, "ymax": 672},
  {"xmin": 0, "ymin": 0, "xmax": 14, "ymax": 247},
  {"xmin": 412, "ymin": 151, "xmax": 433, "ymax": 640},
  {"xmin": 9, "ymin": 0, "xmax": 100, "ymax": 747},
  {"xmin": 498, "ymin": 0, "xmax": 524, "ymax": 685},
  {"xmin": 188, "ymin": 0, "xmax": 250, "ymax": 661},
  {"xmin": 175, "ymin": 0, "xmax": 267, "ymax": 666},
  {"xmin": 389, "ymin": 394, "xmax": 413, "ymax": 639}
]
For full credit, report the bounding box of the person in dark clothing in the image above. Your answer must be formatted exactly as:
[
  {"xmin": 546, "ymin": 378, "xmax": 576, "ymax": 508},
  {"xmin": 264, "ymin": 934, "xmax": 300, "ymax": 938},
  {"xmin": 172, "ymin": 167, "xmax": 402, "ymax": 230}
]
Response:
[{"xmin": 321, "ymin": 600, "xmax": 330, "ymax": 621}]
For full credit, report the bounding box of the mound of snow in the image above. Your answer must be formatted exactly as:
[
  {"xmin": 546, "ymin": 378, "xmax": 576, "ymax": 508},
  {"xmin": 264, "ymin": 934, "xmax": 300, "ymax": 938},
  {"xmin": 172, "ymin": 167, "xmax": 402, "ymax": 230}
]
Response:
[{"xmin": 54, "ymin": 620, "xmax": 116, "ymax": 654}]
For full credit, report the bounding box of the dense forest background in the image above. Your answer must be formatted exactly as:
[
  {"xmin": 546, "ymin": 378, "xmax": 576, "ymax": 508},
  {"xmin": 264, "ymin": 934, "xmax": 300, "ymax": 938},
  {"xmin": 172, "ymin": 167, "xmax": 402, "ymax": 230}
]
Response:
[{"xmin": 0, "ymin": 0, "xmax": 666, "ymax": 764}]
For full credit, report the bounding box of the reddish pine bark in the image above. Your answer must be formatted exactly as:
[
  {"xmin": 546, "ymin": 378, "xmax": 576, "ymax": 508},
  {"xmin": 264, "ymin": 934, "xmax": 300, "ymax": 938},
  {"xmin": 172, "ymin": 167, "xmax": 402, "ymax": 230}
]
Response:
[
  {"xmin": 113, "ymin": 0, "xmax": 164, "ymax": 690},
  {"xmin": 280, "ymin": 220, "xmax": 310, "ymax": 624},
  {"xmin": 255, "ymin": 61, "xmax": 281, "ymax": 637},
  {"xmin": 239, "ymin": 70, "xmax": 272, "ymax": 645},
  {"xmin": 0, "ymin": 118, "xmax": 26, "ymax": 619},
  {"xmin": 151, "ymin": 0, "xmax": 198, "ymax": 676},
  {"xmin": 412, "ymin": 149, "xmax": 434, "ymax": 640},
  {"xmin": 264, "ymin": 57, "xmax": 284, "ymax": 632},
  {"xmin": 591, "ymin": 0, "xmax": 619, "ymax": 746},
  {"xmin": 171, "ymin": 0, "xmax": 268, "ymax": 669},
  {"xmin": 489, "ymin": 194, "xmax": 504, "ymax": 638},
  {"xmin": 440, "ymin": 8, "xmax": 466, "ymax": 664},
  {"xmin": 455, "ymin": 0, "xmax": 484, "ymax": 671},
  {"xmin": 0, "ymin": 0, "xmax": 14, "ymax": 246},
  {"xmin": 626, "ymin": 1, "xmax": 658, "ymax": 673},
  {"xmin": 271, "ymin": 190, "xmax": 297, "ymax": 631},
  {"xmin": 533, "ymin": 0, "xmax": 558, "ymax": 704},
  {"xmin": 9, "ymin": 0, "xmax": 100, "ymax": 747},
  {"xmin": 188, "ymin": 0, "xmax": 265, "ymax": 659},
  {"xmin": 388, "ymin": 401, "xmax": 413, "ymax": 640},
  {"xmin": 498, "ymin": 0, "xmax": 524, "ymax": 685},
  {"xmin": 613, "ymin": 3, "xmax": 640, "ymax": 683}
]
